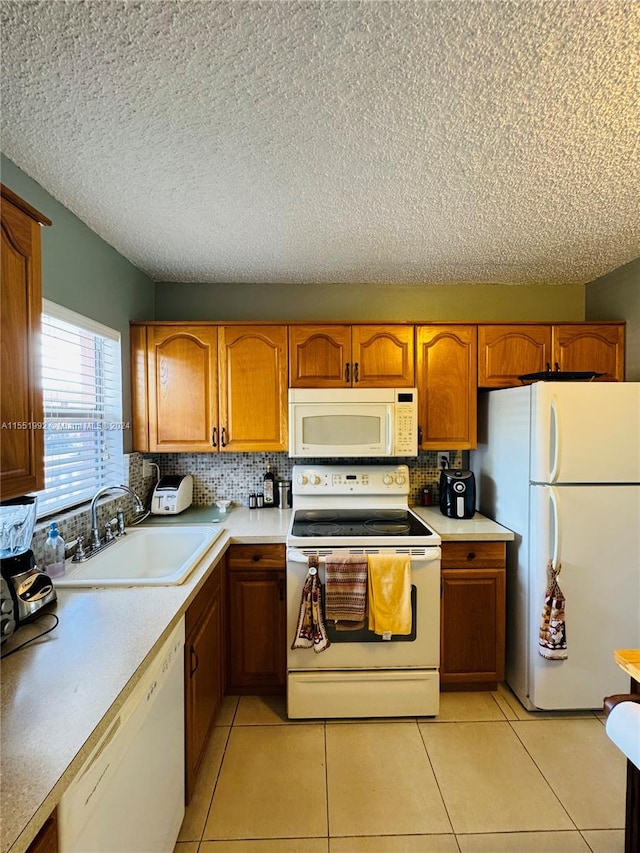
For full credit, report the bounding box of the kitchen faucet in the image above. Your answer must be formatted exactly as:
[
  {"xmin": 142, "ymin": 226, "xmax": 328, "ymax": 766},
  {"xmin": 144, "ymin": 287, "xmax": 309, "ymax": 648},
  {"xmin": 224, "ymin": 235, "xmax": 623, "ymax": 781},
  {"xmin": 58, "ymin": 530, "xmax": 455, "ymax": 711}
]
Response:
[{"xmin": 89, "ymin": 484, "xmax": 146, "ymax": 549}]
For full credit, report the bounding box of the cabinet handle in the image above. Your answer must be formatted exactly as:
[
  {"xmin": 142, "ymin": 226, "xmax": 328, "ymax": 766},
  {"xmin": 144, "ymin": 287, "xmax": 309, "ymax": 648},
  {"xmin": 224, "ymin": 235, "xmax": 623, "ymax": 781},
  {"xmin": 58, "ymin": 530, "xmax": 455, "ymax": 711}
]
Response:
[
  {"xmin": 467, "ymin": 552, "xmax": 476, "ymax": 561},
  {"xmin": 189, "ymin": 645, "xmax": 199, "ymax": 676},
  {"xmin": 345, "ymin": 362, "xmax": 350, "ymax": 384},
  {"xmin": 354, "ymin": 362, "xmax": 359, "ymax": 383},
  {"xmin": 252, "ymin": 553, "xmax": 261, "ymax": 562},
  {"xmin": 278, "ymin": 577, "xmax": 285, "ymax": 601},
  {"xmin": 418, "ymin": 425, "xmax": 423, "ymax": 445},
  {"xmin": 221, "ymin": 427, "xmax": 227, "ymax": 447},
  {"xmin": 212, "ymin": 427, "xmax": 218, "ymax": 447}
]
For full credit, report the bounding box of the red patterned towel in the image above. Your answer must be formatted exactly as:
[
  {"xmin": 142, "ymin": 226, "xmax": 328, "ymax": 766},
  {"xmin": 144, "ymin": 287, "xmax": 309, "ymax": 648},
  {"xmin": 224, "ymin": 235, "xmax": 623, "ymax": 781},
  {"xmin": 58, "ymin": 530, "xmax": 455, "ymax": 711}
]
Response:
[{"xmin": 325, "ymin": 555, "xmax": 368, "ymax": 630}]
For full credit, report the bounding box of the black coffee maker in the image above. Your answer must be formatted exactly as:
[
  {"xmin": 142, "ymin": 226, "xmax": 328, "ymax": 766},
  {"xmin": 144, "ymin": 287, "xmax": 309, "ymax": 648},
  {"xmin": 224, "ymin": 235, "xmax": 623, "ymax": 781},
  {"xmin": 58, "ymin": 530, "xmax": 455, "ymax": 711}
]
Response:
[{"xmin": 0, "ymin": 496, "xmax": 56, "ymax": 643}]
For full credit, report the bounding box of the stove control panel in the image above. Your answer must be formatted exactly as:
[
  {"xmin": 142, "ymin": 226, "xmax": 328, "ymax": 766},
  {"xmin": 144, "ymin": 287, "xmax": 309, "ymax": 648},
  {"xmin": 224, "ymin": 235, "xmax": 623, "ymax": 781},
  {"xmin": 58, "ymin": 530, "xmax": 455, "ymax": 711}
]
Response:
[{"xmin": 292, "ymin": 464, "xmax": 410, "ymax": 495}]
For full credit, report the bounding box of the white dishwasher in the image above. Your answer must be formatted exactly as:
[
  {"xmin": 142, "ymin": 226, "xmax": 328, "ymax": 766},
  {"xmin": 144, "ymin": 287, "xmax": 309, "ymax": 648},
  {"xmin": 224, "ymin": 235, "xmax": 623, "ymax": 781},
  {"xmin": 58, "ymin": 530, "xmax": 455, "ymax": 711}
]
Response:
[{"xmin": 59, "ymin": 619, "xmax": 185, "ymax": 853}]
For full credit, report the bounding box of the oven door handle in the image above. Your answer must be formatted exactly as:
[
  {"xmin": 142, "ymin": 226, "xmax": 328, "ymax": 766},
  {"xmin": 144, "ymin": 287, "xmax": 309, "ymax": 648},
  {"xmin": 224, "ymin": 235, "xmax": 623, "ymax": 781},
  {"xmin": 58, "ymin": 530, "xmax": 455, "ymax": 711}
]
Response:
[{"xmin": 286, "ymin": 549, "xmax": 441, "ymax": 566}]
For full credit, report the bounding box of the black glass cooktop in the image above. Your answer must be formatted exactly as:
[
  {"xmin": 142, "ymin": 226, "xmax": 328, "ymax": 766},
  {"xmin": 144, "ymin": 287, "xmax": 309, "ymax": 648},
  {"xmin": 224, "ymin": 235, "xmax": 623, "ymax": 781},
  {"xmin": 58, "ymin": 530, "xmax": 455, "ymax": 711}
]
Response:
[{"xmin": 291, "ymin": 508, "xmax": 433, "ymax": 538}]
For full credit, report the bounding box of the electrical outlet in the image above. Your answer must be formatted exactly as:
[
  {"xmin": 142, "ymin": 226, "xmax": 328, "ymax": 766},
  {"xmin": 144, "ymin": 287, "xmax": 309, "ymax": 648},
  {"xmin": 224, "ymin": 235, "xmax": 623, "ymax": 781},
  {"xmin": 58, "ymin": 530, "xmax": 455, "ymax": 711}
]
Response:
[
  {"xmin": 142, "ymin": 459, "xmax": 155, "ymax": 478},
  {"xmin": 438, "ymin": 451, "xmax": 451, "ymax": 469}
]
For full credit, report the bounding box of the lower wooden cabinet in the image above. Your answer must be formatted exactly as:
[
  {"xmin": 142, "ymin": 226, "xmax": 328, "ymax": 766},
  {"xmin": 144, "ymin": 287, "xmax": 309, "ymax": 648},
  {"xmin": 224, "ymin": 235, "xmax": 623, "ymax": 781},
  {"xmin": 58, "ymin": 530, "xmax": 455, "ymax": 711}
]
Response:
[
  {"xmin": 226, "ymin": 544, "xmax": 286, "ymax": 694},
  {"xmin": 184, "ymin": 558, "xmax": 224, "ymax": 803},
  {"xmin": 440, "ymin": 541, "xmax": 506, "ymax": 691},
  {"xmin": 26, "ymin": 811, "xmax": 57, "ymax": 853}
]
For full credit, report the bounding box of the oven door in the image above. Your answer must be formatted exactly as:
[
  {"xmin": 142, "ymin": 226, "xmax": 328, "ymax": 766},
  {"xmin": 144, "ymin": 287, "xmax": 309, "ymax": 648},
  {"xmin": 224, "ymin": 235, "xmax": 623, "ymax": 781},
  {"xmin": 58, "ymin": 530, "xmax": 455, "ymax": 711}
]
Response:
[{"xmin": 286, "ymin": 546, "xmax": 441, "ymax": 670}]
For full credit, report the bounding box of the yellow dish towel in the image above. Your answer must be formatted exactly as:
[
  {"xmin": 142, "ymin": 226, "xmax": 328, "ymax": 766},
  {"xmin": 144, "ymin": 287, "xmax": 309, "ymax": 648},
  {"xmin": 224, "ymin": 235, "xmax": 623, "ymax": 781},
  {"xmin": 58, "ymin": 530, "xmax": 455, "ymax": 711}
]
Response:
[{"xmin": 367, "ymin": 554, "xmax": 412, "ymax": 636}]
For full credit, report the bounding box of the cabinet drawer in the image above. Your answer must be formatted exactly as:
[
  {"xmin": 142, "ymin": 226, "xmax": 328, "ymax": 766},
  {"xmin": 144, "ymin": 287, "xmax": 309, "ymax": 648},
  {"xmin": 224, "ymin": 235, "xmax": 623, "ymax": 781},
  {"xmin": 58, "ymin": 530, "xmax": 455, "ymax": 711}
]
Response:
[
  {"xmin": 227, "ymin": 544, "xmax": 285, "ymax": 570},
  {"xmin": 441, "ymin": 541, "xmax": 506, "ymax": 569}
]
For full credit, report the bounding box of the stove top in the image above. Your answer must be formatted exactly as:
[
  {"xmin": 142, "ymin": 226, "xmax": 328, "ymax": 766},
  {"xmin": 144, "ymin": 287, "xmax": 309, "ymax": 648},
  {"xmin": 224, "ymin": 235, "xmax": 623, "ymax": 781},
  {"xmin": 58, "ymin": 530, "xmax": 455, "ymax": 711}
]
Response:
[{"xmin": 291, "ymin": 508, "xmax": 434, "ymax": 539}]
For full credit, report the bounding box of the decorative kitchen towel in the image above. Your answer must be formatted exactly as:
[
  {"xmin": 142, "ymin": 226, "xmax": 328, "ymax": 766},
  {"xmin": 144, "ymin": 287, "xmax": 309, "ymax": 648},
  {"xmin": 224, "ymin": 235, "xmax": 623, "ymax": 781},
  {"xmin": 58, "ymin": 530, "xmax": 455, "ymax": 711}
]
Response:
[
  {"xmin": 367, "ymin": 554, "xmax": 412, "ymax": 636},
  {"xmin": 324, "ymin": 555, "xmax": 368, "ymax": 631},
  {"xmin": 539, "ymin": 560, "xmax": 568, "ymax": 660},
  {"xmin": 290, "ymin": 558, "xmax": 330, "ymax": 653}
]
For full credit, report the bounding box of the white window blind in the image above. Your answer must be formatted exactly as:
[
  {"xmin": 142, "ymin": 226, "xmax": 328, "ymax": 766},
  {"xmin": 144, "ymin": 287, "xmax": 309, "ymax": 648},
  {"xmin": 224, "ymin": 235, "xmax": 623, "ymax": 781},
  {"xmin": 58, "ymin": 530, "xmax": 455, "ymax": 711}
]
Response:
[{"xmin": 35, "ymin": 301, "xmax": 124, "ymax": 517}]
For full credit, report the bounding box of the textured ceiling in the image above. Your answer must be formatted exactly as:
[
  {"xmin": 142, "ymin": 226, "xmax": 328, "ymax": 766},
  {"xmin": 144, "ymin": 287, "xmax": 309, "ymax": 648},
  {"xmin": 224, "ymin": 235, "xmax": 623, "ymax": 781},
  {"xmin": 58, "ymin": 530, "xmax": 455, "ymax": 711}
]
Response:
[{"xmin": 1, "ymin": 0, "xmax": 639, "ymax": 286}]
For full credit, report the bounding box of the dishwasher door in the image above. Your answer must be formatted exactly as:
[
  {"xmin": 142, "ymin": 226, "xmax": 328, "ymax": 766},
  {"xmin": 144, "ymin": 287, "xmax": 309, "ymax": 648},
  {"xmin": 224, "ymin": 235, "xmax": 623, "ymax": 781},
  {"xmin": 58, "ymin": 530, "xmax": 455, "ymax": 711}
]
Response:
[{"xmin": 58, "ymin": 619, "xmax": 185, "ymax": 853}]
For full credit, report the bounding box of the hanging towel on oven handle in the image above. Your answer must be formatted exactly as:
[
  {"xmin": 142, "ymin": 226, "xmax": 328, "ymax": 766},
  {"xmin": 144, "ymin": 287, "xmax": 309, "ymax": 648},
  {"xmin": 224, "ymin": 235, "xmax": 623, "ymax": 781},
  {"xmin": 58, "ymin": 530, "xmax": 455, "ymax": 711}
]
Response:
[
  {"xmin": 539, "ymin": 560, "xmax": 568, "ymax": 660},
  {"xmin": 290, "ymin": 557, "xmax": 331, "ymax": 653}
]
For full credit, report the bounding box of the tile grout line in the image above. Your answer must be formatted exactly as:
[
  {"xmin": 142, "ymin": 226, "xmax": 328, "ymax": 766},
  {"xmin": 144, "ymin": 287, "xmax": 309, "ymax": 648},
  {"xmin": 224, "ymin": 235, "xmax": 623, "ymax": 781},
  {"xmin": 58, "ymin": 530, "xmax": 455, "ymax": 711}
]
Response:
[{"xmin": 415, "ymin": 717, "xmax": 461, "ymax": 849}]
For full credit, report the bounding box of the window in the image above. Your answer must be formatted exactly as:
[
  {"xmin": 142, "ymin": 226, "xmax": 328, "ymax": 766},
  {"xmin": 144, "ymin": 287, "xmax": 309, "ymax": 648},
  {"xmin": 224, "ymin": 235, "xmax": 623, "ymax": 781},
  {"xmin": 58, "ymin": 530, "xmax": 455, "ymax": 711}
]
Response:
[{"xmin": 35, "ymin": 301, "xmax": 125, "ymax": 517}]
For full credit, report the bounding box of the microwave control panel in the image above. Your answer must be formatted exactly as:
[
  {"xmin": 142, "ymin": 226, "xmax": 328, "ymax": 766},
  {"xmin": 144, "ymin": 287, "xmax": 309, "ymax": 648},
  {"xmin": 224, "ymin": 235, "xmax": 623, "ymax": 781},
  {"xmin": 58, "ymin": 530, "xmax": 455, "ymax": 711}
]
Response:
[{"xmin": 394, "ymin": 393, "xmax": 418, "ymax": 456}]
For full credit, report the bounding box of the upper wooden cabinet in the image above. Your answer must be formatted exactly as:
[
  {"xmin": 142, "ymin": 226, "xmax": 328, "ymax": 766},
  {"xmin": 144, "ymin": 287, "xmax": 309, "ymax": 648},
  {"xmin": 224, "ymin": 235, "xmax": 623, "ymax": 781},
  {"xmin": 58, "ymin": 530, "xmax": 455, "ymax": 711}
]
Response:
[
  {"xmin": 478, "ymin": 322, "xmax": 625, "ymax": 387},
  {"xmin": 416, "ymin": 325, "xmax": 477, "ymax": 450},
  {"xmin": 131, "ymin": 324, "xmax": 288, "ymax": 452},
  {"xmin": 289, "ymin": 324, "xmax": 415, "ymax": 387},
  {"xmin": 478, "ymin": 325, "xmax": 552, "ymax": 388},
  {"xmin": 1, "ymin": 185, "xmax": 51, "ymax": 500},
  {"xmin": 218, "ymin": 325, "xmax": 288, "ymax": 452},
  {"xmin": 552, "ymin": 323, "xmax": 625, "ymax": 381}
]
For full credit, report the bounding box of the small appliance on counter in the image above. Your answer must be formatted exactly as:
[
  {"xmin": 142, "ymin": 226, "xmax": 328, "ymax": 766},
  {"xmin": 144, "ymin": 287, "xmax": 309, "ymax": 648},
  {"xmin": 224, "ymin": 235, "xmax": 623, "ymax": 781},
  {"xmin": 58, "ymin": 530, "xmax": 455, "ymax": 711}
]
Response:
[
  {"xmin": 151, "ymin": 474, "xmax": 193, "ymax": 515},
  {"xmin": 0, "ymin": 496, "xmax": 57, "ymax": 642},
  {"xmin": 439, "ymin": 469, "xmax": 476, "ymax": 519}
]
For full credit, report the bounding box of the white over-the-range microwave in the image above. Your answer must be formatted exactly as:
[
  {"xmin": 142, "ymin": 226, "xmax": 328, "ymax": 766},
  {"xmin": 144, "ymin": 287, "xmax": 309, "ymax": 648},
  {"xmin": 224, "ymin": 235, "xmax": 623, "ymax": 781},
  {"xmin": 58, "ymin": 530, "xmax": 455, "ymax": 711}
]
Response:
[{"xmin": 288, "ymin": 388, "xmax": 418, "ymax": 457}]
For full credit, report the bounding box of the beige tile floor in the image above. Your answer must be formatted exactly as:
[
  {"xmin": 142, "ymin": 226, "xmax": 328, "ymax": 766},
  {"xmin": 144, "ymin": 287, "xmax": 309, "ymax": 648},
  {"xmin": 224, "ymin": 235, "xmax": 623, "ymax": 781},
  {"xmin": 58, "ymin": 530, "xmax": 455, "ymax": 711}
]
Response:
[{"xmin": 175, "ymin": 686, "xmax": 627, "ymax": 853}]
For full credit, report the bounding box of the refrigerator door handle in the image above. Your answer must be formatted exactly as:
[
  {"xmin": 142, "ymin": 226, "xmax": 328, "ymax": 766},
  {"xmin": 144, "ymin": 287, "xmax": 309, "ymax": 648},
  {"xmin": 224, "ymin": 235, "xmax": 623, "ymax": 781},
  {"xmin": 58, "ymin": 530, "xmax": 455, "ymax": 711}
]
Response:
[
  {"xmin": 549, "ymin": 485, "xmax": 561, "ymax": 569},
  {"xmin": 549, "ymin": 395, "xmax": 560, "ymax": 483}
]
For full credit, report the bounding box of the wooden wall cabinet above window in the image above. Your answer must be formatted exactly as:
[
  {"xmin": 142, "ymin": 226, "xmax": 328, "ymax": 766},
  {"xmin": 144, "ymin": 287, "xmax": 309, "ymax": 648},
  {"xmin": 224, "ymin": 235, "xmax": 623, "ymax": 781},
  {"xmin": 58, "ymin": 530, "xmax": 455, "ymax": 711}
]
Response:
[
  {"xmin": 1, "ymin": 185, "xmax": 51, "ymax": 500},
  {"xmin": 288, "ymin": 324, "xmax": 415, "ymax": 387},
  {"xmin": 131, "ymin": 324, "xmax": 288, "ymax": 453}
]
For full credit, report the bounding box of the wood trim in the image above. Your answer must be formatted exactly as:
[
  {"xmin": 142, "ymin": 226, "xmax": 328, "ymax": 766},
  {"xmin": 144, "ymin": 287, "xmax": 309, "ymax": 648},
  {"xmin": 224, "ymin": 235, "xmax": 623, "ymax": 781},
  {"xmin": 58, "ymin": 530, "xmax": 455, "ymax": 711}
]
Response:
[{"xmin": 1, "ymin": 184, "xmax": 52, "ymax": 226}]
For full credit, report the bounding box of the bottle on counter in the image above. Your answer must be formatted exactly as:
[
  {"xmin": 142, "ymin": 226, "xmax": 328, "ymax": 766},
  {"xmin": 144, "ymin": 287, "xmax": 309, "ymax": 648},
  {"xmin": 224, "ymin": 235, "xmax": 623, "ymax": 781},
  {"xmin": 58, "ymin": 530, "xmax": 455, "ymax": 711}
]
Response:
[
  {"xmin": 42, "ymin": 521, "xmax": 65, "ymax": 578},
  {"xmin": 263, "ymin": 464, "xmax": 276, "ymax": 507}
]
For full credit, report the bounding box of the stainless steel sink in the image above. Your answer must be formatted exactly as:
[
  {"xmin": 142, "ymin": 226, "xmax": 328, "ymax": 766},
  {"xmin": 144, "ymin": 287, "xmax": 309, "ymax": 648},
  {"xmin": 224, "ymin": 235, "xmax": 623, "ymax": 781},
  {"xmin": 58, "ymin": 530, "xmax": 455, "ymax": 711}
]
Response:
[{"xmin": 54, "ymin": 526, "xmax": 224, "ymax": 587}]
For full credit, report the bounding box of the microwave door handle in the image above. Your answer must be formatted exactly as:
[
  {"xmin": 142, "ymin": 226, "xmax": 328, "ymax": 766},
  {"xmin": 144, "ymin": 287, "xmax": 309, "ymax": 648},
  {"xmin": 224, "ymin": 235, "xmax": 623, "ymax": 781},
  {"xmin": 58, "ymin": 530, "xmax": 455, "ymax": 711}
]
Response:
[{"xmin": 387, "ymin": 409, "xmax": 393, "ymax": 454}]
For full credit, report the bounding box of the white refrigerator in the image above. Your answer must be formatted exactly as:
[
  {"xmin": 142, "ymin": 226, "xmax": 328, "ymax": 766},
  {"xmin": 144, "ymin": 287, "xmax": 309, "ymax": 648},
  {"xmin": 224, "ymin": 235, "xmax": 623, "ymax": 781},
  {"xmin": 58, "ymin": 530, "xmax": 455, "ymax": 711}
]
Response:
[{"xmin": 472, "ymin": 381, "xmax": 640, "ymax": 710}]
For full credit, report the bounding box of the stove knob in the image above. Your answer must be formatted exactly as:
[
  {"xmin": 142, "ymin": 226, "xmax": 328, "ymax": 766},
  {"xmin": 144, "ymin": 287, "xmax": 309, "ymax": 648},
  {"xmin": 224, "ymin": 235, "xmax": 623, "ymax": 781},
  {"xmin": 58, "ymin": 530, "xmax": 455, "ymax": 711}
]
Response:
[
  {"xmin": 383, "ymin": 474, "xmax": 393, "ymax": 485},
  {"xmin": 310, "ymin": 474, "xmax": 321, "ymax": 485},
  {"xmin": 297, "ymin": 474, "xmax": 308, "ymax": 485},
  {"xmin": 395, "ymin": 472, "xmax": 407, "ymax": 485}
]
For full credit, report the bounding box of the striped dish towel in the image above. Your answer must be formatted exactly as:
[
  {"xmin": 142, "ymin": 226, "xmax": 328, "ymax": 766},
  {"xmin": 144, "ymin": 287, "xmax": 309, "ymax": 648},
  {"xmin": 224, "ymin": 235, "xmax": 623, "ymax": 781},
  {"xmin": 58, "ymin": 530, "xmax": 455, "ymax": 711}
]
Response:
[{"xmin": 325, "ymin": 555, "xmax": 368, "ymax": 631}]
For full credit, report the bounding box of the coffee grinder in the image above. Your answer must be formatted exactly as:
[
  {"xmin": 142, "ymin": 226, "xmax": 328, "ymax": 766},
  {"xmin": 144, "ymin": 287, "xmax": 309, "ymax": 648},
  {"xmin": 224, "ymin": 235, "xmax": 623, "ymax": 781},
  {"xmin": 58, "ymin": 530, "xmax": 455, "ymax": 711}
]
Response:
[{"xmin": 0, "ymin": 496, "xmax": 57, "ymax": 643}]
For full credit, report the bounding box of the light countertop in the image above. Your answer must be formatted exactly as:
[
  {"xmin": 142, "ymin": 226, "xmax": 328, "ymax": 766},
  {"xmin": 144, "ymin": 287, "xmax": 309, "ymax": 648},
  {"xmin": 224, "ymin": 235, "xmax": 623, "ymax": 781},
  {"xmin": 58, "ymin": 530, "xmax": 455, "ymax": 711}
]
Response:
[{"xmin": 0, "ymin": 504, "xmax": 511, "ymax": 853}]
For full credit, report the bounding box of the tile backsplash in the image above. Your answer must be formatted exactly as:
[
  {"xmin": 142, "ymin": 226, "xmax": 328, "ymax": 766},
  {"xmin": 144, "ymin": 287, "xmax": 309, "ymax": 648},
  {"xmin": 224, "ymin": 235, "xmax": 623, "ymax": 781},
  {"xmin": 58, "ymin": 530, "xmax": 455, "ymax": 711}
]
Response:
[
  {"xmin": 30, "ymin": 450, "xmax": 462, "ymax": 566},
  {"xmin": 147, "ymin": 450, "xmax": 463, "ymax": 507}
]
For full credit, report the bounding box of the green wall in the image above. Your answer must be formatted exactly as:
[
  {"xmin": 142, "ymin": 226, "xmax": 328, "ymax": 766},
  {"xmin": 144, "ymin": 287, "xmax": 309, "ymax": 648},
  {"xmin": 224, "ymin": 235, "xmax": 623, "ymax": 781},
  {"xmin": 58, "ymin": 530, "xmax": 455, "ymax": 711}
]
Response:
[
  {"xmin": 154, "ymin": 280, "xmax": 584, "ymax": 322},
  {"xmin": 1, "ymin": 155, "xmax": 155, "ymax": 450},
  {"xmin": 586, "ymin": 258, "xmax": 640, "ymax": 381}
]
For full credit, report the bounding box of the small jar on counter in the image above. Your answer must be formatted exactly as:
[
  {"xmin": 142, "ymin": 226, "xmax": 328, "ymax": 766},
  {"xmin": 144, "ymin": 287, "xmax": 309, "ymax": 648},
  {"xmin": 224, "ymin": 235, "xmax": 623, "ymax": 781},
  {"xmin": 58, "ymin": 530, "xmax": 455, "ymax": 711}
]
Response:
[
  {"xmin": 249, "ymin": 493, "xmax": 257, "ymax": 509},
  {"xmin": 421, "ymin": 486, "xmax": 433, "ymax": 506}
]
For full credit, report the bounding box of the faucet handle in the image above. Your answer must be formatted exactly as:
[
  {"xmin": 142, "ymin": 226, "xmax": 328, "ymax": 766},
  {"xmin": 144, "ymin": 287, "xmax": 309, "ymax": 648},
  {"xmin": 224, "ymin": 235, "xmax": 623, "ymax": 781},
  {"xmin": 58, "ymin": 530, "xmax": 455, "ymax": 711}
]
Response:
[
  {"xmin": 70, "ymin": 536, "xmax": 86, "ymax": 562},
  {"xmin": 116, "ymin": 507, "xmax": 126, "ymax": 535}
]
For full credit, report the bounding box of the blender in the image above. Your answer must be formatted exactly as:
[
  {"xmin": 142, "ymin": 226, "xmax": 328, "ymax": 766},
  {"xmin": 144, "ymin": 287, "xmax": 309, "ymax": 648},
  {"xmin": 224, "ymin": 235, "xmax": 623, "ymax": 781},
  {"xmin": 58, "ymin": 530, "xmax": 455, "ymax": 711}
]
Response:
[{"xmin": 0, "ymin": 496, "xmax": 57, "ymax": 642}]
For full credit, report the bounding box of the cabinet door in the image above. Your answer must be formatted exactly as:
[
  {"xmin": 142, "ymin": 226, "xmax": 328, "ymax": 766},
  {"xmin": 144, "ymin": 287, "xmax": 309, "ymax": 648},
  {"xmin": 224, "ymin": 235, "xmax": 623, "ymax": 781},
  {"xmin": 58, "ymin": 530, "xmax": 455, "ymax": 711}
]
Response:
[
  {"xmin": 147, "ymin": 326, "xmax": 218, "ymax": 452},
  {"xmin": 440, "ymin": 568, "xmax": 505, "ymax": 689},
  {"xmin": 289, "ymin": 325, "xmax": 351, "ymax": 387},
  {"xmin": 416, "ymin": 326, "xmax": 477, "ymax": 450},
  {"xmin": 218, "ymin": 326, "xmax": 288, "ymax": 451},
  {"xmin": 227, "ymin": 570, "xmax": 286, "ymax": 692},
  {"xmin": 552, "ymin": 324, "xmax": 625, "ymax": 381},
  {"xmin": 185, "ymin": 566, "xmax": 223, "ymax": 802},
  {"xmin": 352, "ymin": 325, "xmax": 415, "ymax": 387},
  {"xmin": 1, "ymin": 188, "xmax": 50, "ymax": 499},
  {"xmin": 478, "ymin": 325, "xmax": 552, "ymax": 388}
]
